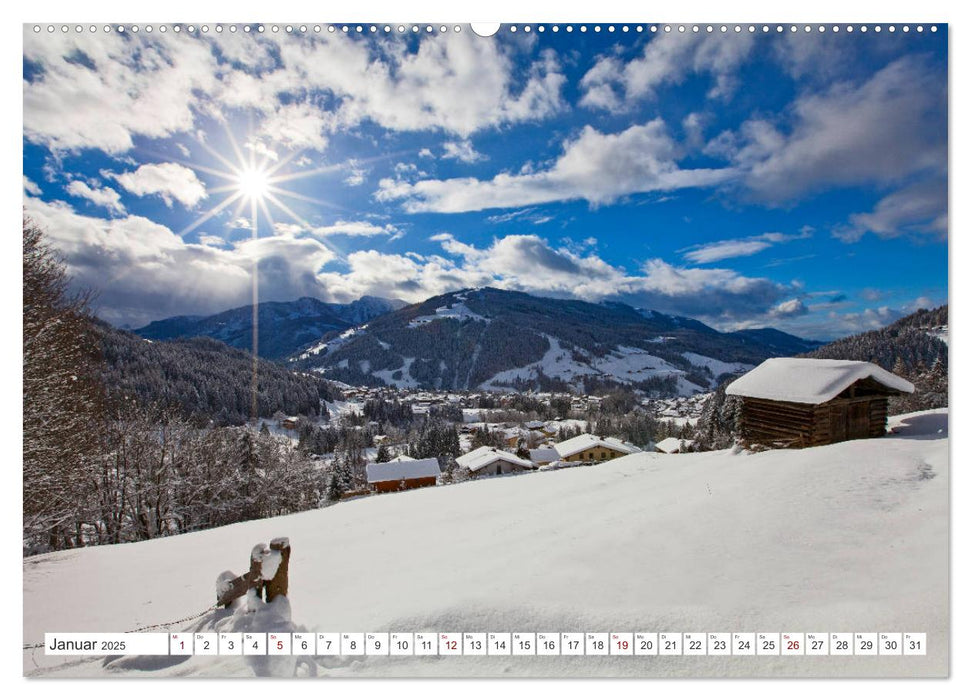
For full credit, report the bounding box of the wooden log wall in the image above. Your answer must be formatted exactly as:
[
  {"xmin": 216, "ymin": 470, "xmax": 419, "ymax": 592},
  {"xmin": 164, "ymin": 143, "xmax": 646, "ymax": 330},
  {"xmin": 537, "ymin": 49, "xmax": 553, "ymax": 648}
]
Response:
[
  {"xmin": 739, "ymin": 396, "xmax": 890, "ymax": 448},
  {"xmin": 738, "ymin": 397, "xmax": 816, "ymax": 448}
]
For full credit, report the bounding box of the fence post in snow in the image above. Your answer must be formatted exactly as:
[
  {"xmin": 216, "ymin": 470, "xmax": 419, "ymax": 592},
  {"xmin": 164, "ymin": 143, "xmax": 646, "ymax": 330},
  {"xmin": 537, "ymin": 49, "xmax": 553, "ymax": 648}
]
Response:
[
  {"xmin": 265, "ymin": 537, "xmax": 291, "ymax": 602},
  {"xmin": 215, "ymin": 537, "xmax": 290, "ymax": 607},
  {"xmin": 250, "ymin": 543, "xmax": 267, "ymax": 601}
]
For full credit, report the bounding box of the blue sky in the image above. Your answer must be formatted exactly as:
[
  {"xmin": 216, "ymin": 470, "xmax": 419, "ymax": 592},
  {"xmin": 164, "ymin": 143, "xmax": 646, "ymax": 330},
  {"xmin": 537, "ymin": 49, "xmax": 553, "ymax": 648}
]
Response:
[{"xmin": 23, "ymin": 24, "xmax": 947, "ymax": 339}]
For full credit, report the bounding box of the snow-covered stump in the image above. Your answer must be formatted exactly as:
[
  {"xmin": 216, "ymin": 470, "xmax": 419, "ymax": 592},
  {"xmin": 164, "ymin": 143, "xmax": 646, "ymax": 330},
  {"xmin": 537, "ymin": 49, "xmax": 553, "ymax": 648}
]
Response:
[{"xmin": 215, "ymin": 537, "xmax": 290, "ymax": 607}]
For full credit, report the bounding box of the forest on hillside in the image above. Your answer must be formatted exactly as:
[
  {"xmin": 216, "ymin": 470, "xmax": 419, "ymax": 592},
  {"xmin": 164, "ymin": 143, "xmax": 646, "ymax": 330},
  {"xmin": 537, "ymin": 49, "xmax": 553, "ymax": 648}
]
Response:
[{"xmin": 98, "ymin": 322, "xmax": 338, "ymax": 426}]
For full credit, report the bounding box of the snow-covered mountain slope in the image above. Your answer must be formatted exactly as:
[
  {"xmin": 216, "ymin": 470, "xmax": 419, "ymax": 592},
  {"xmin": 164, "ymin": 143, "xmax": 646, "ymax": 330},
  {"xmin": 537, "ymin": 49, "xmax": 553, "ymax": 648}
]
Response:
[
  {"xmin": 135, "ymin": 296, "xmax": 404, "ymax": 360},
  {"xmin": 291, "ymin": 287, "xmax": 816, "ymax": 395},
  {"xmin": 24, "ymin": 410, "xmax": 947, "ymax": 678}
]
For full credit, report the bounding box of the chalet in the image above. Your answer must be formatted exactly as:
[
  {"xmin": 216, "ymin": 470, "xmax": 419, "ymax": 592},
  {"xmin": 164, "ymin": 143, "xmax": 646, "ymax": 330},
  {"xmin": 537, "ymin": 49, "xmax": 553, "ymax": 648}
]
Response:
[
  {"xmin": 553, "ymin": 433, "xmax": 641, "ymax": 463},
  {"xmin": 365, "ymin": 457, "xmax": 441, "ymax": 493},
  {"xmin": 725, "ymin": 358, "xmax": 914, "ymax": 448},
  {"xmin": 279, "ymin": 416, "xmax": 300, "ymax": 430},
  {"xmin": 655, "ymin": 437, "xmax": 694, "ymax": 454},
  {"xmin": 456, "ymin": 446, "xmax": 534, "ymax": 477}
]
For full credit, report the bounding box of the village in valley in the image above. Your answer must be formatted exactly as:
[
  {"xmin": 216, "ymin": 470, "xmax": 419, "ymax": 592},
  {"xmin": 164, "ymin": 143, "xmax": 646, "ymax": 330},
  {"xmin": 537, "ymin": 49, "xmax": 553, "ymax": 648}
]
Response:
[{"xmin": 265, "ymin": 380, "xmax": 709, "ymax": 498}]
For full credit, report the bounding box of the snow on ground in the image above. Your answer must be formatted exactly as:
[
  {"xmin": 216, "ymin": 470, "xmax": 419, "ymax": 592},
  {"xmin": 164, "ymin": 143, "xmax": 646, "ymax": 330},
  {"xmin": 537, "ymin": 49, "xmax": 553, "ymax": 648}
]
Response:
[
  {"xmin": 24, "ymin": 410, "xmax": 948, "ymax": 678},
  {"xmin": 479, "ymin": 337, "xmax": 703, "ymax": 395},
  {"xmin": 591, "ymin": 346, "xmax": 681, "ymax": 383},
  {"xmin": 323, "ymin": 400, "xmax": 365, "ymax": 419},
  {"xmin": 296, "ymin": 325, "xmax": 367, "ymax": 360},
  {"xmin": 372, "ymin": 358, "xmax": 419, "ymax": 390},
  {"xmin": 927, "ymin": 326, "xmax": 948, "ymax": 346},
  {"xmin": 681, "ymin": 352, "xmax": 754, "ymax": 381},
  {"xmin": 480, "ymin": 336, "xmax": 595, "ymax": 390},
  {"xmin": 407, "ymin": 295, "xmax": 489, "ymax": 328}
]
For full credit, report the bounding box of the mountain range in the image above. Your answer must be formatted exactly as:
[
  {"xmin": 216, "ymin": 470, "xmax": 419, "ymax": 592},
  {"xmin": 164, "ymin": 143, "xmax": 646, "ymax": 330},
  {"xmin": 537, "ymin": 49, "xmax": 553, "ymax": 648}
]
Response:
[
  {"xmin": 133, "ymin": 288, "xmax": 823, "ymax": 396},
  {"xmin": 136, "ymin": 296, "xmax": 405, "ymax": 360},
  {"xmin": 284, "ymin": 288, "xmax": 820, "ymax": 395}
]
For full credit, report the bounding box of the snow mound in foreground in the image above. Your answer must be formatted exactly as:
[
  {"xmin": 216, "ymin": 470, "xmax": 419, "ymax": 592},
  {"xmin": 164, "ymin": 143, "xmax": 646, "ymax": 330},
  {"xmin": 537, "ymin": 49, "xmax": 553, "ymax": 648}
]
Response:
[{"xmin": 24, "ymin": 409, "xmax": 948, "ymax": 678}]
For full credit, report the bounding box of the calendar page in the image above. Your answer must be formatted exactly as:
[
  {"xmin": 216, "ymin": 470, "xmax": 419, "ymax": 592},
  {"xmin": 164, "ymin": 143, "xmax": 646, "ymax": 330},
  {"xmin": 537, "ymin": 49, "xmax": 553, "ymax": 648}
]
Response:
[{"xmin": 21, "ymin": 14, "xmax": 949, "ymax": 681}]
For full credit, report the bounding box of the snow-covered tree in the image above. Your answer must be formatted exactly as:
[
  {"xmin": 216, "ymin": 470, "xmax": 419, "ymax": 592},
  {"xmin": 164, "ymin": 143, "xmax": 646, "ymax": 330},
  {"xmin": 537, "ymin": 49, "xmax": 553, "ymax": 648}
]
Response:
[{"xmin": 23, "ymin": 219, "xmax": 103, "ymax": 551}]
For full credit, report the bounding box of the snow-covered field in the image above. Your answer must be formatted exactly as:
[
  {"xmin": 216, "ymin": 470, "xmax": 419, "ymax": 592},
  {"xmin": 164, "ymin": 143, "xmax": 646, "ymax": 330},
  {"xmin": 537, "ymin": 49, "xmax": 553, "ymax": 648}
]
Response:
[
  {"xmin": 479, "ymin": 337, "xmax": 719, "ymax": 395},
  {"xmin": 23, "ymin": 410, "xmax": 948, "ymax": 678},
  {"xmin": 407, "ymin": 294, "xmax": 489, "ymax": 328}
]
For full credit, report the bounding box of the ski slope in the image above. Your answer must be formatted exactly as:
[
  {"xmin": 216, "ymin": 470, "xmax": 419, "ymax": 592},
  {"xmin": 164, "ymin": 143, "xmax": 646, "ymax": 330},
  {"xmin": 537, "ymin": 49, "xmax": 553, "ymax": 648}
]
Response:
[{"xmin": 23, "ymin": 410, "xmax": 948, "ymax": 678}]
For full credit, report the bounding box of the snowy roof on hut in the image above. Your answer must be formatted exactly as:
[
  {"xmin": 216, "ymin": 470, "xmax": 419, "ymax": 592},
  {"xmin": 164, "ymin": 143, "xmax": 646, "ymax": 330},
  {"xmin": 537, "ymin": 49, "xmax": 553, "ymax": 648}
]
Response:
[
  {"xmin": 553, "ymin": 433, "xmax": 641, "ymax": 459},
  {"xmin": 456, "ymin": 446, "xmax": 533, "ymax": 473},
  {"xmin": 725, "ymin": 358, "xmax": 914, "ymax": 405},
  {"xmin": 365, "ymin": 457, "xmax": 441, "ymax": 484}
]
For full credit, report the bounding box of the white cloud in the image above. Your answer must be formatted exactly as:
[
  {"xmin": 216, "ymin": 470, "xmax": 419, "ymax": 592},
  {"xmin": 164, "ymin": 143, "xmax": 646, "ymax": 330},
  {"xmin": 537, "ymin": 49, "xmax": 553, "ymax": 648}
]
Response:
[
  {"xmin": 198, "ymin": 234, "xmax": 227, "ymax": 247},
  {"xmin": 23, "ymin": 176, "xmax": 43, "ymax": 196},
  {"xmin": 108, "ymin": 162, "xmax": 208, "ymax": 208},
  {"xmin": 580, "ymin": 32, "xmax": 755, "ymax": 111},
  {"xmin": 418, "ymin": 148, "xmax": 434, "ymax": 159},
  {"xmin": 269, "ymin": 33, "xmax": 565, "ymax": 138},
  {"xmin": 769, "ymin": 298, "xmax": 808, "ymax": 318},
  {"xmin": 719, "ymin": 56, "xmax": 947, "ymax": 204},
  {"xmin": 274, "ymin": 220, "xmax": 401, "ymax": 238},
  {"xmin": 65, "ymin": 180, "xmax": 126, "ymax": 215},
  {"xmin": 485, "ymin": 207, "xmax": 553, "ymax": 225},
  {"xmin": 257, "ymin": 102, "xmax": 332, "ymax": 152},
  {"xmin": 23, "ymin": 29, "xmax": 566, "ymax": 158},
  {"xmin": 836, "ymin": 180, "xmax": 948, "ymax": 243},
  {"xmin": 23, "ymin": 29, "xmax": 218, "ymax": 153},
  {"xmin": 244, "ymin": 140, "xmax": 280, "ymax": 162},
  {"xmin": 25, "ymin": 196, "xmax": 336, "ymax": 328},
  {"xmin": 681, "ymin": 230, "xmax": 812, "ymax": 264},
  {"xmin": 442, "ymin": 140, "xmax": 487, "ymax": 164},
  {"xmin": 376, "ymin": 120, "xmax": 733, "ymax": 213},
  {"xmin": 343, "ymin": 160, "xmax": 368, "ymax": 186}
]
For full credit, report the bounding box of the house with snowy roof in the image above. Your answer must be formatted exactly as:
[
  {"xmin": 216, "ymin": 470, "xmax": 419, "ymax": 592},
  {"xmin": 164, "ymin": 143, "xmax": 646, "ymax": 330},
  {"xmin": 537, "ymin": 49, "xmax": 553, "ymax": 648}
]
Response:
[
  {"xmin": 726, "ymin": 358, "xmax": 914, "ymax": 448},
  {"xmin": 456, "ymin": 446, "xmax": 534, "ymax": 478},
  {"xmin": 365, "ymin": 456, "xmax": 441, "ymax": 493},
  {"xmin": 552, "ymin": 433, "xmax": 641, "ymax": 463}
]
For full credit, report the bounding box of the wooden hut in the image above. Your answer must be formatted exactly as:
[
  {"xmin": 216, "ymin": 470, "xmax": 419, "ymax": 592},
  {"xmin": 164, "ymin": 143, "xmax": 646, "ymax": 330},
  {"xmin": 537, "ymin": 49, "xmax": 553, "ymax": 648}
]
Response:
[
  {"xmin": 726, "ymin": 358, "xmax": 914, "ymax": 448},
  {"xmin": 365, "ymin": 456, "xmax": 441, "ymax": 493}
]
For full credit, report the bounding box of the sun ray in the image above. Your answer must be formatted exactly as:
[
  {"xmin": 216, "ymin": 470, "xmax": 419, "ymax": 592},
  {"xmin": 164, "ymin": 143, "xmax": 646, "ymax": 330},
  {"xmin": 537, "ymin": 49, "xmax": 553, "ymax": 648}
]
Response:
[
  {"xmin": 178, "ymin": 190, "xmax": 245, "ymax": 238},
  {"xmin": 222, "ymin": 121, "xmax": 257, "ymax": 177},
  {"xmin": 262, "ymin": 146, "xmax": 315, "ymax": 180},
  {"xmin": 264, "ymin": 161, "xmax": 345, "ymax": 185},
  {"xmin": 261, "ymin": 190, "xmax": 321, "ymax": 233},
  {"xmin": 266, "ymin": 185, "xmax": 347, "ymax": 212},
  {"xmin": 249, "ymin": 196, "xmax": 259, "ymax": 420},
  {"xmin": 258, "ymin": 197, "xmax": 278, "ymax": 236},
  {"xmin": 195, "ymin": 133, "xmax": 248, "ymax": 178}
]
